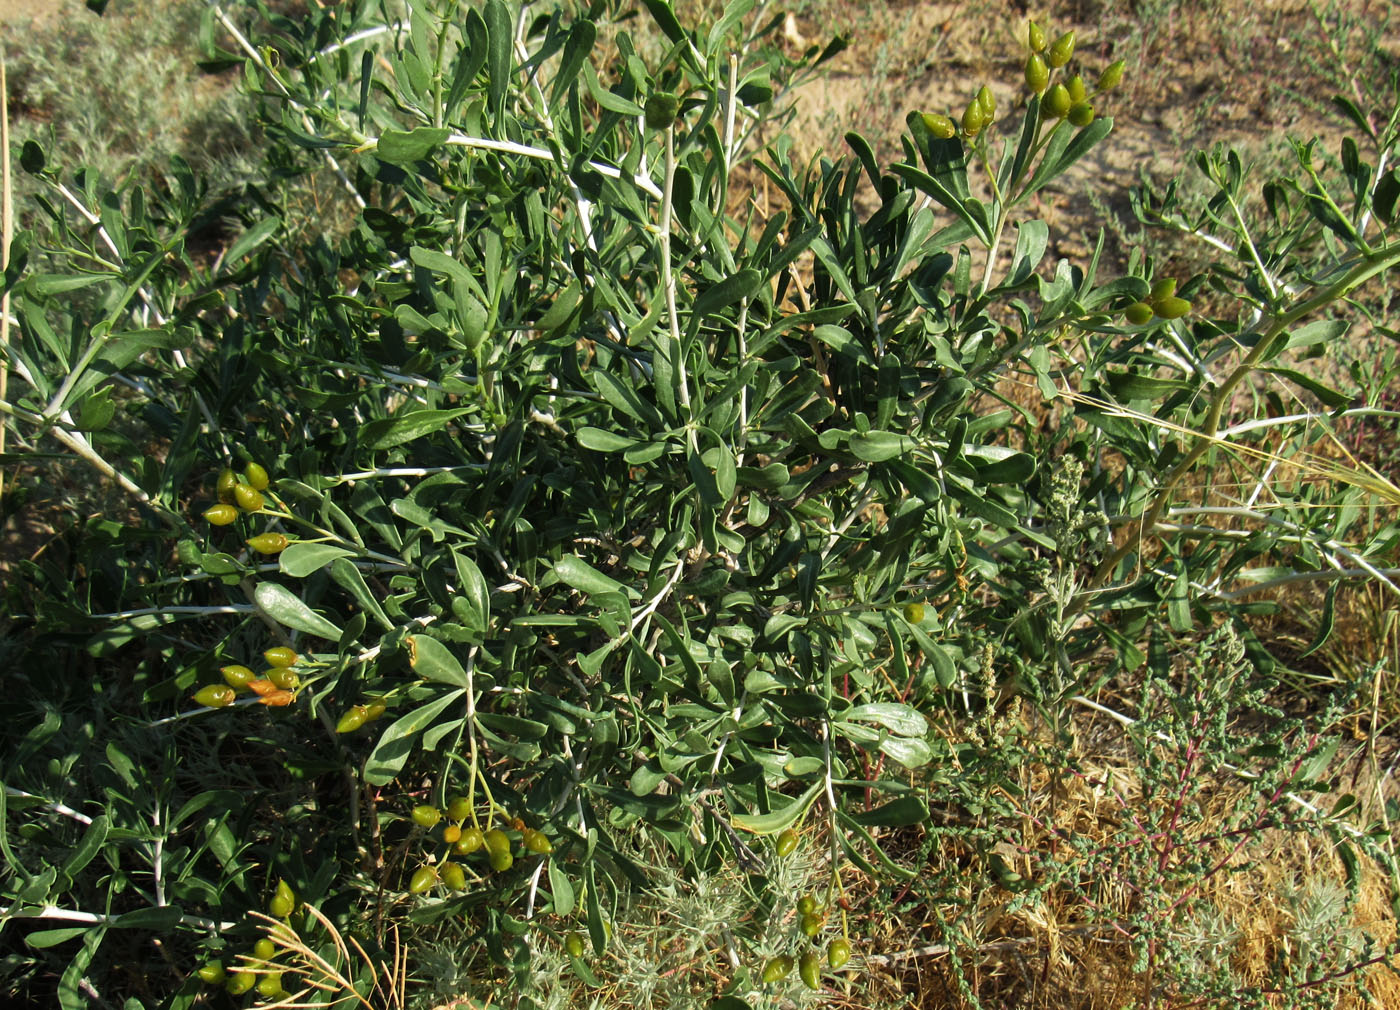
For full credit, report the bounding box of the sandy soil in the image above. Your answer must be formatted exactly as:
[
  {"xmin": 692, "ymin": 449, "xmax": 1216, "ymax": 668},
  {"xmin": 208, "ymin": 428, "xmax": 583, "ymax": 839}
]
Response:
[{"xmin": 0, "ymin": 0, "xmax": 61, "ymax": 27}]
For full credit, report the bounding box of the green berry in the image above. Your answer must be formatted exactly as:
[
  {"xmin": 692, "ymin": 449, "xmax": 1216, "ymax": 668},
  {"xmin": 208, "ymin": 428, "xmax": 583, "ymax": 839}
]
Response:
[
  {"xmin": 1154, "ymin": 296, "xmax": 1192, "ymax": 319},
  {"xmin": 269, "ymin": 879, "xmax": 296, "ymax": 919},
  {"xmin": 246, "ymin": 532, "xmax": 288, "ymax": 555},
  {"xmin": 1068, "ymin": 102, "xmax": 1094, "ymax": 127},
  {"xmin": 976, "ymin": 85, "xmax": 995, "ymax": 123},
  {"xmin": 256, "ymin": 971, "xmax": 283, "ymax": 997},
  {"xmin": 202, "ymin": 504, "xmax": 239, "ymax": 526},
  {"xmin": 1028, "ymin": 21, "xmax": 1046, "ymax": 52},
  {"xmin": 412, "ymin": 805, "xmax": 442, "ymax": 829},
  {"xmin": 441, "ymin": 861, "xmax": 467, "ymax": 890},
  {"xmin": 197, "ymin": 961, "xmax": 226, "ymax": 984},
  {"xmin": 1024, "ymin": 52, "xmax": 1049, "ymax": 93},
  {"xmin": 1149, "ymin": 278, "xmax": 1178, "ymax": 302},
  {"xmin": 1041, "ymin": 83, "xmax": 1071, "ymax": 120},
  {"xmin": 488, "ymin": 847, "xmax": 514, "ymax": 872},
  {"xmin": 799, "ymin": 950, "xmax": 821, "ymax": 990},
  {"xmin": 193, "ymin": 685, "xmax": 235, "ymax": 708},
  {"xmin": 233, "ymin": 483, "xmax": 265, "ymax": 512},
  {"xmin": 455, "ymin": 826, "xmax": 485, "ymax": 854},
  {"xmin": 253, "ymin": 938, "xmax": 276, "ymax": 961},
  {"xmin": 762, "ymin": 955, "xmax": 794, "ymax": 983},
  {"xmin": 216, "ymin": 467, "xmax": 239, "ymax": 504},
  {"xmin": 226, "ymin": 971, "xmax": 256, "ymax": 996},
  {"xmin": 221, "ymin": 664, "xmax": 257, "ymax": 691},
  {"xmin": 267, "ymin": 667, "xmax": 299, "ymax": 690},
  {"xmin": 800, "ymin": 912, "xmax": 823, "ymax": 937},
  {"xmin": 644, "ymin": 91, "xmax": 680, "ymax": 130},
  {"xmin": 1124, "ymin": 302, "xmax": 1154, "ymax": 325},
  {"xmin": 1098, "ymin": 59, "xmax": 1126, "ymax": 91},
  {"xmin": 244, "ymin": 462, "xmax": 270, "ymax": 491},
  {"xmin": 1066, "ymin": 75, "xmax": 1086, "ymax": 104},
  {"xmin": 775, "ymin": 828, "xmax": 798, "ymax": 857},
  {"xmin": 447, "ymin": 796, "xmax": 471, "ymax": 821},
  {"xmin": 264, "ymin": 647, "xmax": 297, "ymax": 668},
  {"xmin": 409, "ymin": 865, "xmax": 438, "ymax": 894},
  {"xmin": 961, "ymin": 98, "xmax": 984, "ymax": 137},
  {"xmin": 523, "ymin": 828, "xmax": 554, "ymax": 854},
  {"xmin": 565, "ymin": 931, "xmax": 586, "ymax": 958},
  {"xmin": 796, "ymin": 894, "xmax": 819, "ymax": 916},
  {"xmin": 903, "ymin": 602, "xmax": 925, "ymax": 624},
  {"xmin": 827, "ymin": 938, "xmax": 852, "ymax": 969},
  {"xmin": 1047, "ymin": 30, "xmax": 1075, "ymax": 68},
  {"xmin": 336, "ymin": 706, "xmax": 368, "ymax": 733},
  {"xmin": 920, "ymin": 112, "xmax": 956, "ymax": 140}
]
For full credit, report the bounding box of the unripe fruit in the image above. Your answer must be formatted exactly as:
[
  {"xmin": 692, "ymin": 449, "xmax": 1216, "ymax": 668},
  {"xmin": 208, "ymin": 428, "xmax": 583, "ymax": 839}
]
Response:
[
  {"xmin": 1124, "ymin": 302, "xmax": 1154, "ymax": 325},
  {"xmin": 455, "ymin": 826, "xmax": 485, "ymax": 855},
  {"xmin": 1153, "ymin": 296, "xmax": 1192, "ymax": 319},
  {"xmin": 244, "ymin": 462, "xmax": 270, "ymax": 491},
  {"xmin": 903, "ymin": 602, "xmax": 925, "ymax": 624},
  {"xmin": 202, "ymin": 504, "xmax": 239, "ymax": 526},
  {"xmin": 1047, "ymin": 30, "xmax": 1075, "ymax": 67},
  {"xmin": 233, "ymin": 483, "xmax": 265, "ymax": 512},
  {"xmin": 256, "ymin": 971, "xmax": 283, "ymax": 997},
  {"xmin": 197, "ymin": 961, "xmax": 226, "ymax": 984},
  {"xmin": 800, "ymin": 913, "xmax": 823, "ymax": 937},
  {"xmin": 762, "ymin": 955, "xmax": 794, "ymax": 983},
  {"xmin": 961, "ymin": 98, "xmax": 984, "ymax": 137},
  {"xmin": 409, "ymin": 866, "xmax": 438, "ymax": 894},
  {"xmin": 776, "ymin": 828, "xmax": 798, "ymax": 857},
  {"xmin": 1149, "ymin": 278, "xmax": 1178, "ymax": 302},
  {"xmin": 221, "ymin": 664, "xmax": 257, "ymax": 691},
  {"xmin": 441, "ymin": 861, "xmax": 467, "ymax": 890},
  {"xmin": 484, "ymin": 828, "xmax": 511, "ymax": 857},
  {"xmin": 247, "ymin": 533, "xmax": 288, "ymax": 555},
  {"xmin": 976, "ymin": 85, "xmax": 995, "ymax": 123},
  {"xmin": 1066, "ymin": 75, "xmax": 1086, "ymax": 104},
  {"xmin": 447, "ymin": 796, "xmax": 471, "ymax": 821},
  {"xmin": 523, "ymin": 829, "xmax": 554, "ymax": 854},
  {"xmin": 796, "ymin": 894, "xmax": 819, "ymax": 916},
  {"xmin": 1041, "ymin": 83, "xmax": 1071, "ymax": 120},
  {"xmin": 264, "ymin": 647, "xmax": 298, "ymax": 668},
  {"xmin": 644, "ymin": 91, "xmax": 680, "ymax": 130},
  {"xmin": 337, "ymin": 706, "xmax": 368, "ymax": 733},
  {"xmin": 489, "ymin": 847, "xmax": 514, "ymax": 872},
  {"xmin": 1068, "ymin": 102, "xmax": 1094, "ymax": 127},
  {"xmin": 1028, "ymin": 21, "xmax": 1046, "ymax": 51},
  {"xmin": 920, "ymin": 112, "xmax": 956, "ymax": 140},
  {"xmin": 565, "ymin": 932, "xmax": 586, "ymax": 958},
  {"xmin": 226, "ymin": 971, "xmax": 256, "ymax": 996},
  {"xmin": 270, "ymin": 879, "xmax": 295, "ymax": 918},
  {"xmin": 364, "ymin": 700, "xmax": 387, "ymax": 721},
  {"xmin": 827, "ymin": 938, "xmax": 852, "ymax": 969},
  {"xmin": 1098, "ymin": 59, "xmax": 1126, "ymax": 91},
  {"xmin": 254, "ymin": 938, "xmax": 276, "ymax": 961},
  {"xmin": 443, "ymin": 824, "xmax": 462, "ymax": 844},
  {"xmin": 799, "ymin": 950, "xmax": 821, "ymax": 990},
  {"xmin": 217, "ymin": 468, "xmax": 239, "ymax": 504},
  {"xmin": 193, "ymin": 685, "xmax": 235, "ymax": 708},
  {"xmin": 1024, "ymin": 52, "xmax": 1049, "ymax": 92},
  {"xmin": 260, "ymin": 689, "xmax": 295, "ymax": 707},
  {"xmin": 412, "ymin": 806, "xmax": 442, "ymax": 829},
  {"xmin": 268, "ymin": 667, "xmax": 299, "ymax": 690}
]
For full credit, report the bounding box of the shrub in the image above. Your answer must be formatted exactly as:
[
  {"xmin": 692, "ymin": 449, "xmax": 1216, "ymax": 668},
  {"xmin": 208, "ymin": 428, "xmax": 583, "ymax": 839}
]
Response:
[{"xmin": 2, "ymin": 2, "xmax": 1399, "ymax": 1008}]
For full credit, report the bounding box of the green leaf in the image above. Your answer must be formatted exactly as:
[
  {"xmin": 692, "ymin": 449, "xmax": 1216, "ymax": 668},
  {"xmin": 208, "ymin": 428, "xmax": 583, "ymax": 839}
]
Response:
[
  {"xmin": 577, "ymin": 427, "xmax": 644, "ymax": 452},
  {"xmin": 554, "ymin": 555, "xmax": 629, "ymax": 598},
  {"xmin": 364, "ymin": 690, "xmax": 466, "ymax": 786},
  {"xmin": 451, "ymin": 550, "xmax": 491, "ymax": 632},
  {"xmin": 849, "ymin": 431, "xmax": 911, "ymax": 462},
  {"xmin": 279, "ymin": 543, "xmax": 355, "ymax": 578},
  {"xmin": 59, "ymin": 814, "xmax": 109, "ymax": 882},
  {"xmin": 1261, "ymin": 367, "xmax": 1351, "ymax": 408},
  {"xmin": 879, "ymin": 735, "xmax": 934, "ymax": 768},
  {"xmin": 484, "ymin": 0, "xmax": 513, "ymax": 120},
  {"xmin": 25, "ymin": 927, "xmax": 91, "ymax": 949},
  {"xmin": 848, "ymin": 796, "xmax": 929, "ymax": 827},
  {"xmin": 328, "ymin": 558, "xmax": 393, "ymax": 631},
  {"xmin": 376, "ymin": 127, "xmax": 451, "ymax": 164},
  {"xmin": 841, "ymin": 703, "xmax": 927, "ymax": 737},
  {"xmin": 1297, "ymin": 582, "xmax": 1337, "ymax": 658},
  {"xmin": 731, "ymin": 781, "xmax": 822, "ymax": 835},
  {"xmin": 253, "ymin": 582, "xmax": 343, "ymax": 640},
  {"xmin": 549, "ymin": 861, "xmax": 575, "ymax": 916},
  {"xmin": 362, "ymin": 408, "xmax": 472, "ymax": 450},
  {"xmin": 222, "ymin": 216, "xmax": 281, "ymax": 264},
  {"xmin": 640, "ymin": 0, "xmax": 686, "ymax": 44},
  {"xmin": 58, "ymin": 926, "xmax": 105, "ymax": 1010},
  {"xmin": 691, "ymin": 268, "xmax": 762, "ymax": 320},
  {"xmin": 408, "ymin": 635, "xmax": 470, "ymax": 688}
]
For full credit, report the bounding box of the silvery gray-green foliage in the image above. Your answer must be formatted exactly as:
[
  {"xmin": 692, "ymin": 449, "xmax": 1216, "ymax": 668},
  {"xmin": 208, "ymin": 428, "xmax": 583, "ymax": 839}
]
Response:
[{"xmin": 2, "ymin": 1, "xmax": 1400, "ymax": 1008}]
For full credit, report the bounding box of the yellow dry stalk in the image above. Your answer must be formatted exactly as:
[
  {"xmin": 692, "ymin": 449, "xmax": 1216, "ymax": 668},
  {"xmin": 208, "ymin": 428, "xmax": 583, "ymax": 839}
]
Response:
[{"xmin": 242, "ymin": 906, "xmax": 406, "ymax": 1010}]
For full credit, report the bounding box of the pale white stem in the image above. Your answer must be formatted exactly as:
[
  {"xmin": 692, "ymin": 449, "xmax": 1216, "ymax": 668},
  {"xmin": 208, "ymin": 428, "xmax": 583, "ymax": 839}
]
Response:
[
  {"xmin": 0, "ymin": 903, "xmax": 236, "ymax": 932},
  {"xmin": 90, "ymin": 605, "xmax": 255, "ymax": 620},
  {"xmin": 3, "ymin": 787, "xmax": 93, "ymax": 825}
]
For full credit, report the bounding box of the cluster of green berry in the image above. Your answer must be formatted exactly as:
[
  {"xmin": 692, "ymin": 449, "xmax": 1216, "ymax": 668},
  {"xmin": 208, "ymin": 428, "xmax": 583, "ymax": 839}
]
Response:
[
  {"xmin": 920, "ymin": 20, "xmax": 1124, "ymax": 142},
  {"xmin": 200, "ymin": 460, "xmax": 290, "ymax": 555},
  {"xmin": 406, "ymin": 801, "xmax": 554, "ymax": 895},
  {"xmin": 760, "ymin": 830, "xmax": 853, "ymax": 990},
  {"xmin": 195, "ymin": 880, "xmax": 298, "ymax": 999},
  {"xmin": 1123, "ymin": 276, "xmax": 1191, "ymax": 323},
  {"xmin": 192, "ymin": 646, "xmax": 305, "ymax": 709}
]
